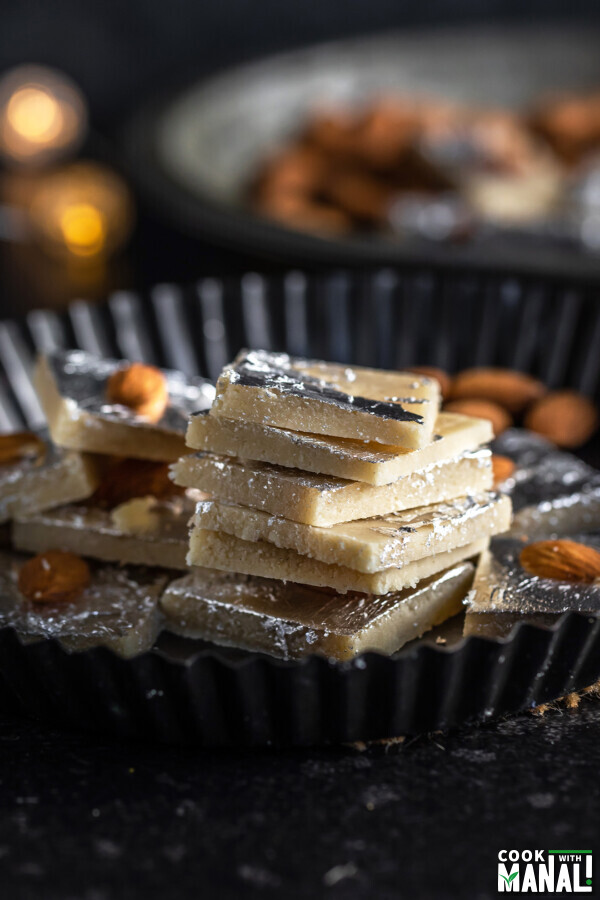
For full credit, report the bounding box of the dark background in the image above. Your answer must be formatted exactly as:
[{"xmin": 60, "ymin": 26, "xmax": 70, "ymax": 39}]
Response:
[
  {"xmin": 2, "ymin": 0, "xmax": 600, "ymax": 310},
  {"xmin": 1, "ymin": 4, "xmax": 600, "ymax": 898},
  {"xmin": 3, "ymin": 0, "xmax": 600, "ymax": 130}
]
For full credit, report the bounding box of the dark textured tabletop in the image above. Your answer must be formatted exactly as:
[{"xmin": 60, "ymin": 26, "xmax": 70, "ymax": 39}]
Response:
[
  {"xmin": 2, "ymin": 8, "xmax": 600, "ymax": 885},
  {"xmin": 2, "ymin": 700, "xmax": 599, "ymax": 900}
]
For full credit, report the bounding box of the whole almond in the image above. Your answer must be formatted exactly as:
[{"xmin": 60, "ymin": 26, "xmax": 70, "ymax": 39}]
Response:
[
  {"xmin": 492, "ymin": 454, "xmax": 516, "ymax": 486},
  {"xmin": 258, "ymin": 146, "xmax": 328, "ymax": 195},
  {"xmin": 450, "ymin": 367, "xmax": 546, "ymax": 413},
  {"xmin": 90, "ymin": 458, "xmax": 183, "ymax": 509},
  {"xmin": 444, "ymin": 398, "xmax": 512, "ymax": 437},
  {"xmin": 106, "ymin": 363, "xmax": 168, "ymax": 423},
  {"xmin": 520, "ymin": 539, "xmax": 600, "ymax": 583},
  {"xmin": 18, "ymin": 550, "xmax": 91, "ymax": 603},
  {"xmin": 524, "ymin": 390, "xmax": 599, "ymax": 448},
  {"xmin": 408, "ymin": 366, "xmax": 451, "ymax": 399},
  {"xmin": 326, "ymin": 170, "xmax": 390, "ymax": 222},
  {"xmin": 0, "ymin": 431, "xmax": 45, "ymax": 465}
]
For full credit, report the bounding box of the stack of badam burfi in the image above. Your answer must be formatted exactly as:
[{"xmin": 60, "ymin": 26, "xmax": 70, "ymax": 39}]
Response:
[{"xmin": 163, "ymin": 350, "xmax": 512, "ymax": 660}]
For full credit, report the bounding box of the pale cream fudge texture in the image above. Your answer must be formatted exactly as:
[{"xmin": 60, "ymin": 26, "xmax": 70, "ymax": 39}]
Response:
[
  {"xmin": 12, "ymin": 493, "xmax": 195, "ymax": 570},
  {"xmin": 173, "ymin": 449, "xmax": 493, "ymax": 526},
  {"xmin": 210, "ymin": 350, "xmax": 440, "ymax": 449},
  {"xmin": 0, "ymin": 436, "xmax": 99, "ymax": 524},
  {"xmin": 0, "ymin": 550, "xmax": 166, "ymax": 658},
  {"xmin": 35, "ymin": 350, "xmax": 215, "ymax": 461},
  {"xmin": 187, "ymin": 410, "xmax": 492, "ymax": 486},
  {"xmin": 188, "ymin": 528, "xmax": 488, "ymax": 594},
  {"xmin": 160, "ymin": 562, "xmax": 475, "ymax": 660},
  {"xmin": 193, "ymin": 492, "xmax": 511, "ymax": 573}
]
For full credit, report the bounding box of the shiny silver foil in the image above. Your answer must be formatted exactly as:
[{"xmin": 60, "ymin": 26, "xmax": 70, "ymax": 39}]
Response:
[
  {"xmin": 0, "ymin": 550, "xmax": 167, "ymax": 656},
  {"xmin": 493, "ymin": 428, "xmax": 600, "ymax": 537},
  {"xmin": 48, "ymin": 350, "xmax": 216, "ymax": 433},
  {"xmin": 466, "ymin": 534, "xmax": 600, "ymax": 615}
]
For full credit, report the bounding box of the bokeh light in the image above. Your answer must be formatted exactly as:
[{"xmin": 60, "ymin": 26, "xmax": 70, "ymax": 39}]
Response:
[
  {"xmin": 8, "ymin": 87, "xmax": 63, "ymax": 144},
  {"xmin": 28, "ymin": 162, "xmax": 134, "ymax": 261},
  {"xmin": 58, "ymin": 202, "xmax": 107, "ymax": 257},
  {"xmin": 0, "ymin": 65, "xmax": 87, "ymax": 165}
]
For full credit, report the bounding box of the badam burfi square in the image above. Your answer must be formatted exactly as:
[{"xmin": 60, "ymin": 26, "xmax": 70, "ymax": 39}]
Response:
[
  {"xmin": 186, "ymin": 410, "xmax": 492, "ymax": 485},
  {"xmin": 187, "ymin": 528, "xmax": 489, "ymax": 594},
  {"xmin": 35, "ymin": 350, "xmax": 215, "ymax": 461},
  {"xmin": 160, "ymin": 561, "xmax": 475, "ymax": 660},
  {"xmin": 193, "ymin": 492, "xmax": 512, "ymax": 573},
  {"xmin": 172, "ymin": 448, "xmax": 493, "ymax": 526},
  {"xmin": 0, "ymin": 431, "xmax": 99, "ymax": 525},
  {"xmin": 210, "ymin": 349, "xmax": 440, "ymax": 449}
]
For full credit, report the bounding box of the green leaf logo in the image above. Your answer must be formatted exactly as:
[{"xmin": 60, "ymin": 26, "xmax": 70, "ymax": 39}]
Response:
[{"xmin": 500, "ymin": 872, "xmax": 518, "ymax": 885}]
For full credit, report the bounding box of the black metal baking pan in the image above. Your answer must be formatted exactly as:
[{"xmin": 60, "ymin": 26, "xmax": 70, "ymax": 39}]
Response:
[{"xmin": 1, "ymin": 266, "xmax": 600, "ymax": 746}]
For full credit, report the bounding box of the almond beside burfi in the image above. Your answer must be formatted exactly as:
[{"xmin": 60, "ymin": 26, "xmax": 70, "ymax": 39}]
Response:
[
  {"xmin": 0, "ymin": 549, "xmax": 166, "ymax": 658},
  {"xmin": 0, "ymin": 430, "xmax": 99, "ymax": 524},
  {"xmin": 35, "ymin": 350, "xmax": 215, "ymax": 461}
]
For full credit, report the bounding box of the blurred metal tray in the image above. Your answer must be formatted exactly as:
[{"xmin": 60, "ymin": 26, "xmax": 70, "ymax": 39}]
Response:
[{"xmin": 124, "ymin": 25, "xmax": 600, "ymax": 277}]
